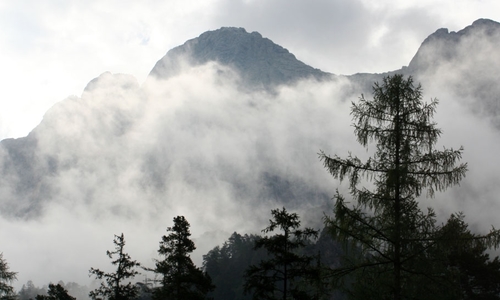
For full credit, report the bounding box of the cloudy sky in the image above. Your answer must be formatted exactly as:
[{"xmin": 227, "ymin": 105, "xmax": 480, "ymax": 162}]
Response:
[{"xmin": 0, "ymin": 0, "xmax": 499, "ymax": 140}]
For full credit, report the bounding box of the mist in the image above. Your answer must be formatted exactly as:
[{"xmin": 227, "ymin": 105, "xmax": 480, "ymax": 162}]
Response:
[
  {"xmin": 0, "ymin": 62, "xmax": 356, "ymax": 289},
  {"xmin": 1, "ymin": 23, "xmax": 500, "ymax": 295}
]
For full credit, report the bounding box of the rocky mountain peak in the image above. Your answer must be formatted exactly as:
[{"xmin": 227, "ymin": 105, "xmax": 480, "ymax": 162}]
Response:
[
  {"xmin": 148, "ymin": 27, "xmax": 330, "ymax": 89},
  {"xmin": 408, "ymin": 18, "xmax": 500, "ymax": 73}
]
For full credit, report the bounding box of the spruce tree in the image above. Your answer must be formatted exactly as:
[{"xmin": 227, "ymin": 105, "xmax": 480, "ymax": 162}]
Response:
[
  {"xmin": 0, "ymin": 253, "xmax": 16, "ymax": 300},
  {"xmin": 318, "ymin": 74, "xmax": 494, "ymax": 300},
  {"xmin": 244, "ymin": 207, "xmax": 322, "ymax": 300},
  {"xmin": 18, "ymin": 280, "xmax": 46, "ymax": 300},
  {"xmin": 89, "ymin": 233, "xmax": 141, "ymax": 300},
  {"xmin": 432, "ymin": 213, "xmax": 500, "ymax": 300},
  {"xmin": 154, "ymin": 216, "xmax": 214, "ymax": 300},
  {"xmin": 35, "ymin": 284, "xmax": 76, "ymax": 300},
  {"xmin": 203, "ymin": 232, "xmax": 265, "ymax": 300}
]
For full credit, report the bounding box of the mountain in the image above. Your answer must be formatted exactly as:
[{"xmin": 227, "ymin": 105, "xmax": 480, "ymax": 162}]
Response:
[
  {"xmin": 408, "ymin": 18, "xmax": 500, "ymax": 73},
  {"xmin": 148, "ymin": 27, "xmax": 331, "ymax": 89},
  {"xmin": 1, "ymin": 20, "xmax": 500, "ymax": 227},
  {"xmin": 348, "ymin": 18, "xmax": 500, "ymax": 128},
  {"xmin": 408, "ymin": 18, "xmax": 500, "ymax": 128}
]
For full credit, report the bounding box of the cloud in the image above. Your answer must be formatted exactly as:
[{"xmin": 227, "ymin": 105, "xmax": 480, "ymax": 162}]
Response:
[
  {"xmin": 211, "ymin": 0, "xmax": 373, "ymax": 73},
  {"xmin": 0, "ymin": 62, "xmax": 357, "ymax": 289},
  {"xmin": 412, "ymin": 23, "xmax": 500, "ymax": 232},
  {"xmin": 209, "ymin": 0, "xmax": 452, "ymax": 75}
]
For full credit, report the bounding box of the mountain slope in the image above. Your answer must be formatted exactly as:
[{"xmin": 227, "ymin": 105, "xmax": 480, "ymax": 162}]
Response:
[
  {"xmin": 0, "ymin": 20, "xmax": 499, "ymax": 225},
  {"xmin": 348, "ymin": 18, "xmax": 500, "ymax": 128},
  {"xmin": 408, "ymin": 18, "xmax": 500, "ymax": 73}
]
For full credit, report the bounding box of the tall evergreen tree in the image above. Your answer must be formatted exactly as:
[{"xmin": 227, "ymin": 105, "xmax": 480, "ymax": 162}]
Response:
[
  {"xmin": 89, "ymin": 233, "xmax": 141, "ymax": 300},
  {"xmin": 319, "ymin": 74, "xmax": 499, "ymax": 300},
  {"xmin": 0, "ymin": 253, "xmax": 17, "ymax": 300},
  {"xmin": 35, "ymin": 284, "xmax": 75, "ymax": 300},
  {"xmin": 244, "ymin": 207, "xmax": 322, "ymax": 300},
  {"xmin": 203, "ymin": 232, "xmax": 266, "ymax": 300},
  {"xmin": 18, "ymin": 280, "xmax": 46, "ymax": 300},
  {"xmin": 154, "ymin": 216, "xmax": 214, "ymax": 300},
  {"xmin": 433, "ymin": 213, "xmax": 500, "ymax": 300}
]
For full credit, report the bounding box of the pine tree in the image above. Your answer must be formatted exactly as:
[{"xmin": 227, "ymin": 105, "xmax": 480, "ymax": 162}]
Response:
[
  {"xmin": 35, "ymin": 284, "xmax": 76, "ymax": 300},
  {"xmin": 318, "ymin": 74, "xmax": 499, "ymax": 300},
  {"xmin": 433, "ymin": 213, "xmax": 500, "ymax": 300},
  {"xmin": 0, "ymin": 253, "xmax": 17, "ymax": 300},
  {"xmin": 244, "ymin": 207, "xmax": 322, "ymax": 300},
  {"xmin": 203, "ymin": 232, "xmax": 266, "ymax": 300},
  {"xmin": 89, "ymin": 233, "xmax": 141, "ymax": 300},
  {"xmin": 154, "ymin": 216, "xmax": 214, "ymax": 300},
  {"xmin": 18, "ymin": 280, "xmax": 46, "ymax": 300}
]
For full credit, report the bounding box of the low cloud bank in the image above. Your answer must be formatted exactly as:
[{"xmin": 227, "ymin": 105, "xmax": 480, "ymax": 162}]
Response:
[{"xmin": 1, "ymin": 54, "xmax": 499, "ymax": 291}]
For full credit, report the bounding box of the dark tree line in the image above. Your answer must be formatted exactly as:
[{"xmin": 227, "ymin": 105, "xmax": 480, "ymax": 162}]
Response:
[
  {"xmin": 35, "ymin": 284, "xmax": 75, "ymax": 300},
  {"xmin": 18, "ymin": 281, "xmax": 89, "ymax": 300},
  {"xmin": 203, "ymin": 232, "xmax": 267, "ymax": 300}
]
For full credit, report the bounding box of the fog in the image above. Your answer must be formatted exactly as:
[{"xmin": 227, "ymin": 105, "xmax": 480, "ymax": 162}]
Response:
[
  {"xmin": 1, "ymin": 23, "xmax": 500, "ymax": 295},
  {"xmin": 0, "ymin": 63, "xmax": 357, "ymax": 289}
]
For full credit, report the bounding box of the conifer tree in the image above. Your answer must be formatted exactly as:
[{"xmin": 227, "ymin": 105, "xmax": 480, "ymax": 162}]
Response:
[
  {"xmin": 154, "ymin": 216, "xmax": 214, "ymax": 300},
  {"xmin": 0, "ymin": 253, "xmax": 17, "ymax": 300},
  {"xmin": 35, "ymin": 284, "xmax": 75, "ymax": 300},
  {"xmin": 19, "ymin": 280, "xmax": 46, "ymax": 300},
  {"xmin": 244, "ymin": 207, "xmax": 322, "ymax": 300},
  {"xmin": 203, "ymin": 232, "xmax": 266, "ymax": 300},
  {"xmin": 430, "ymin": 213, "xmax": 500, "ymax": 300},
  {"xmin": 319, "ymin": 74, "xmax": 500, "ymax": 300},
  {"xmin": 89, "ymin": 233, "xmax": 141, "ymax": 300}
]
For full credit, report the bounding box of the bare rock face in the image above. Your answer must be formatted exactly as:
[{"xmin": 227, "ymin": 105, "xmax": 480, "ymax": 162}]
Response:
[
  {"xmin": 407, "ymin": 19, "xmax": 500, "ymax": 127},
  {"xmin": 408, "ymin": 19, "xmax": 500, "ymax": 73},
  {"xmin": 149, "ymin": 27, "xmax": 330, "ymax": 89}
]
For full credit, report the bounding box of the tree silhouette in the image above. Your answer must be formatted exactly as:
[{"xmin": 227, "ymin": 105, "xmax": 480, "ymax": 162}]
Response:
[
  {"xmin": 0, "ymin": 253, "xmax": 17, "ymax": 300},
  {"xmin": 154, "ymin": 216, "xmax": 214, "ymax": 300},
  {"xmin": 244, "ymin": 207, "xmax": 322, "ymax": 300},
  {"xmin": 18, "ymin": 280, "xmax": 46, "ymax": 300},
  {"xmin": 203, "ymin": 232, "xmax": 266, "ymax": 300},
  {"xmin": 433, "ymin": 214, "xmax": 500, "ymax": 300},
  {"xmin": 89, "ymin": 233, "xmax": 141, "ymax": 300},
  {"xmin": 319, "ymin": 74, "xmax": 499, "ymax": 300},
  {"xmin": 35, "ymin": 284, "xmax": 75, "ymax": 300}
]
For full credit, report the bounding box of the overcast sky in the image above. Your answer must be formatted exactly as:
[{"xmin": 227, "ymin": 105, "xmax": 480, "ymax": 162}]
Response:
[{"xmin": 0, "ymin": 0, "xmax": 499, "ymax": 140}]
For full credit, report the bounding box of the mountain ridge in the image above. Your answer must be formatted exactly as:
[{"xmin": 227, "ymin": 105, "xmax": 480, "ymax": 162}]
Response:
[
  {"xmin": 1, "ymin": 19, "xmax": 500, "ymax": 221},
  {"xmin": 148, "ymin": 27, "xmax": 331, "ymax": 89},
  {"xmin": 408, "ymin": 18, "xmax": 500, "ymax": 73}
]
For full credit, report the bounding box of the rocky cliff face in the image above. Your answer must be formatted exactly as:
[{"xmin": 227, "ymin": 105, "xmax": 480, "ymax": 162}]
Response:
[
  {"xmin": 148, "ymin": 27, "xmax": 331, "ymax": 89},
  {"xmin": 346, "ymin": 19, "xmax": 500, "ymax": 128},
  {"xmin": 408, "ymin": 19, "xmax": 500, "ymax": 73},
  {"xmin": 406, "ymin": 19, "xmax": 500, "ymax": 127}
]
